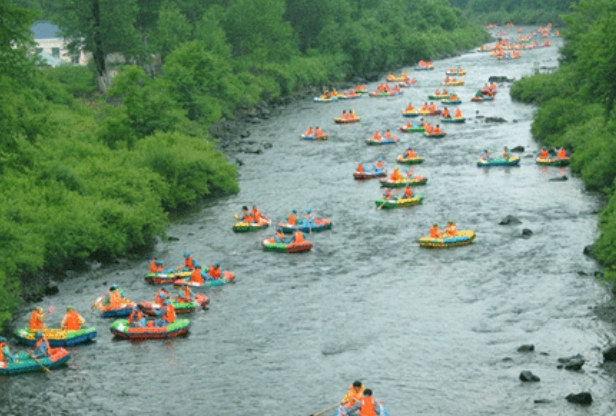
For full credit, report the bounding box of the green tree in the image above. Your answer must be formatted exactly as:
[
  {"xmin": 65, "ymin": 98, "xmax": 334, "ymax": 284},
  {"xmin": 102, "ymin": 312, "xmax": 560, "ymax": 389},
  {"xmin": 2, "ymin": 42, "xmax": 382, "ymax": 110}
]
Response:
[{"xmin": 150, "ymin": 1, "xmax": 192, "ymax": 63}]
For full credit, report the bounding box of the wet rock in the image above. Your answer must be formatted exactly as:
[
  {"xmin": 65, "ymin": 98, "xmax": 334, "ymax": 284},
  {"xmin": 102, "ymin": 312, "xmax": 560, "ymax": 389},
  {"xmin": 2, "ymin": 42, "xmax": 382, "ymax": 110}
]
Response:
[
  {"xmin": 603, "ymin": 345, "xmax": 616, "ymax": 362},
  {"xmin": 240, "ymin": 130, "xmax": 250, "ymax": 138},
  {"xmin": 364, "ymin": 72, "xmax": 381, "ymax": 82},
  {"xmin": 45, "ymin": 282, "xmax": 59, "ymax": 296},
  {"xmin": 241, "ymin": 146, "xmax": 263, "ymax": 154},
  {"xmin": 263, "ymin": 142, "xmax": 273, "ymax": 149},
  {"xmin": 499, "ymin": 215, "xmax": 522, "ymax": 225},
  {"xmin": 517, "ymin": 344, "xmax": 535, "ymax": 352},
  {"xmin": 235, "ymin": 158, "xmax": 244, "ymax": 166},
  {"xmin": 249, "ymin": 118, "xmax": 262, "ymax": 124},
  {"xmin": 558, "ymin": 354, "xmax": 585, "ymax": 371},
  {"xmin": 549, "ymin": 175, "xmax": 568, "ymax": 181},
  {"xmin": 489, "ymin": 76, "xmax": 514, "ymax": 83},
  {"xmin": 595, "ymin": 271, "xmax": 604, "ymax": 278},
  {"xmin": 566, "ymin": 392, "xmax": 592, "ymax": 405},
  {"xmin": 510, "ymin": 146, "xmax": 525, "ymax": 153},
  {"xmin": 485, "ymin": 117, "xmax": 507, "ymax": 123},
  {"xmin": 168, "ymin": 236, "xmax": 179, "ymax": 241},
  {"xmin": 577, "ymin": 271, "xmax": 588, "ymax": 276},
  {"xmin": 522, "ymin": 229, "xmax": 533, "ymax": 238},
  {"xmin": 583, "ymin": 245, "xmax": 595, "ymax": 258},
  {"xmin": 534, "ymin": 399, "xmax": 552, "ymax": 404},
  {"xmin": 188, "ymin": 232, "xmax": 195, "ymax": 236},
  {"xmin": 520, "ymin": 371, "xmax": 540, "ymax": 382}
]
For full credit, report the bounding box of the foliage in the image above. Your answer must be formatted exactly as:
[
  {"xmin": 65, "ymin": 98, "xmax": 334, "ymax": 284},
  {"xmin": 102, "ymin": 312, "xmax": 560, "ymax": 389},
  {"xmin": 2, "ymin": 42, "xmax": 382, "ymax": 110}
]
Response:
[{"xmin": 450, "ymin": 0, "xmax": 578, "ymax": 25}]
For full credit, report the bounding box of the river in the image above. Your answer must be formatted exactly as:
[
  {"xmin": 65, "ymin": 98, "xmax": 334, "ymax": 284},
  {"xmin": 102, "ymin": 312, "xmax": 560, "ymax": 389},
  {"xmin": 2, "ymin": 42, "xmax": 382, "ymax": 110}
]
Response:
[{"xmin": 2, "ymin": 28, "xmax": 616, "ymax": 415}]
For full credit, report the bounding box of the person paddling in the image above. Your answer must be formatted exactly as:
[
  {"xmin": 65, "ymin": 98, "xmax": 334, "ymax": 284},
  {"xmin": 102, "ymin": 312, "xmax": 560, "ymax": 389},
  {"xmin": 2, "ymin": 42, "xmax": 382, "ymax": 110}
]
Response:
[{"xmin": 344, "ymin": 389, "xmax": 384, "ymax": 415}]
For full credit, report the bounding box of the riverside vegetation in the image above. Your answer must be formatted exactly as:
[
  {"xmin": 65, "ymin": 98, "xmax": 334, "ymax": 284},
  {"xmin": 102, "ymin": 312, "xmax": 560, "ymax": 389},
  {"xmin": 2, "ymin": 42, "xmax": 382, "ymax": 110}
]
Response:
[
  {"xmin": 510, "ymin": 0, "xmax": 616, "ymax": 280},
  {"xmin": 449, "ymin": 0, "xmax": 578, "ymax": 26},
  {"xmin": 0, "ymin": 0, "xmax": 489, "ymax": 330}
]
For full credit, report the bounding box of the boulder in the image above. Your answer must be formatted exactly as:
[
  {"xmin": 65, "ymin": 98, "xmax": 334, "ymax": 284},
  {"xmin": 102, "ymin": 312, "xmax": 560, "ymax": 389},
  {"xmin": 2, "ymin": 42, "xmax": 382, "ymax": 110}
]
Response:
[
  {"xmin": 510, "ymin": 146, "xmax": 525, "ymax": 153},
  {"xmin": 583, "ymin": 245, "xmax": 595, "ymax": 258},
  {"xmin": 522, "ymin": 229, "xmax": 533, "ymax": 238},
  {"xmin": 489, "ymin": 76, "xmax": 514, "ymax": 83},
  {"xmin": 603, "ymin": 345, "xmax": 616, "ymax": 362},
  {"xmin": 485, "ymin": 117, "xmax": 507, "ymax": 123},
  {"xmin": 235, "ymin": 158, "xmax": 244, "ymax": 166},
  {"xmin": 167, "ymin": 236, "xmax": 179, "ymax": 241},
  {"xmin": 499, "ymin": 215, "xmax": 522, "ymax": 225},
  {"xmin": 263, "ymin": 142, "xmax": 273, "ymax": 149},
  {"xmin": 548, "ymin": 175, "xmax": 568, "ymax": 181},
  {"xmin": 519, "ymin": 371, "xmax": 540, "ymax": 382},
  {"xmin": 239, "ymin": 130, "xmax": 250, "ymax": 138},
  {"xmin": 517, "ymin": 344, "xmax": 535, "ymax": 352},
  {"xmin": 534, "ymin": 399, "xmax": 552, "ymax": 404},
  {"xmin": 557, "ymin": 354, "xmax": 585, "ymax": 371},
  {"xmin": 44, "ymin": 282, "xmax": 59, "ymax": 296},
  {"xmin": 566, "ymin": 392, "xmax": 592, "ymax": 405}
]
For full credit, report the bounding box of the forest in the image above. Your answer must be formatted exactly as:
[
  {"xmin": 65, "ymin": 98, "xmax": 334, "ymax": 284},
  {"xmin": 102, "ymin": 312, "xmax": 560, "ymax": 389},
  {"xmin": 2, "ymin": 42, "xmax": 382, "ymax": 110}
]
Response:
[
  {"xmin": 0, "ymin": 0, "xmax": 489, "ymax": 330},
  {"xmin": 449, "ymin": 0, "xmax": 578, "ymax": 25},
  {"xmin": 510, "ymin": 0, "xmax": 616, "ymax": 280}
]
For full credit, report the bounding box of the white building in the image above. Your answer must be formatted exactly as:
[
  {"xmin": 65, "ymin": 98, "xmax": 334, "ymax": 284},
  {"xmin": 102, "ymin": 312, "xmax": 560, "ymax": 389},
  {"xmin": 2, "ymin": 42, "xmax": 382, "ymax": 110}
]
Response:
[{"xmin": 32, "ymin": 21, "xmax": 88, "ymax": 66}]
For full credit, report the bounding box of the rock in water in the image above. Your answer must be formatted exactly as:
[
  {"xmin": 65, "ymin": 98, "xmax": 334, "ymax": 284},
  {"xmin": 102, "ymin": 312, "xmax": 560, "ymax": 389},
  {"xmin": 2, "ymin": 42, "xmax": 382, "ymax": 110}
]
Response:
[
  {"xmin": 557, "ymin": 354, "xmax": 585, "ymax": 371},
  {"xmin": 603, "ymin": 345, "xmax": 616, "ymax": 362},
  {"xmin": 549, "ymin": 175, "xmax": 568, "ymax": 181},
  {"xmin": 499, "ymin": 215, "xmax": 522, "ymax": 225},
  {"xmin": 485, "ymin": 117, "xmax": 507, "ymax": 123},
  {"xmin": 522, "ymin": 229, "xmax": 533, "ymax": 238},
  {"xmin": 45, "ymin": 282, "xmax": 59, "ymax": 296},
  {"xmin": 566, "ymin": 392, "xmax": 592, "ymax": 405},
  {"xmin": 583, "ymin": 245, "xmax": 595, "ymax": 258},
  {"xmin": 510, "ymin": 146, "xmax": 525, "ymax": 153},
  {"xmin": 517, "ymin": 344, "xmax": 535, "ymax": 352},
  {"xmin": 519, "ymin": 371, "xmax": 540, "ymax": 382}
]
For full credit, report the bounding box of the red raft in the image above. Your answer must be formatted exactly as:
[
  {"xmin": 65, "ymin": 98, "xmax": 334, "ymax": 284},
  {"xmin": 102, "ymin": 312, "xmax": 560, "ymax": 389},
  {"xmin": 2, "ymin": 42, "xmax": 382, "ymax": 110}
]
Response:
[
  {"xmin": 137, "ymin": 294, "xmax": 210, "ymax": 316},
  {"xmin": 110, "ymin": 319, "xmax": 191, "ymax": 340}
]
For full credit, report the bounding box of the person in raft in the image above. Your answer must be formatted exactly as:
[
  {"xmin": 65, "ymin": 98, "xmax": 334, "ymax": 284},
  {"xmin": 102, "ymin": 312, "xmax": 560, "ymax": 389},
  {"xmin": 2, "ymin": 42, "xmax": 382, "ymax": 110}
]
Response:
[
  {"xmin": 178, "ymin": 251, "xmax": 195, "ymax": 271},
  {"xmin": 104, "ymin": 283, "xmax": 126, "ymax": 308},
  {"xmin": 190, "ymin": 263, "xmax": 208, "ymax": 284},
  {"xmin": 128, "ymin": 306, "xmax": 146, "ymax": 328},
  {"xmin": 30, "ymin": 332, "xmax": 52, "ymax": 359},
  {"xmin": 291, "ymin": 230, "xmax": 307, "ymax": 244},
  {"xmin": 252, "ymin": 205, "xmax": 265, "ymax": 223},
  {"xmin": 207, "ymin": 262, "xmax": 221, "ymax": 280},
  {"xmin": 555, "ymin": 147, "xmax": 567, "ymax": 159},
  {"xmin": 61, "ymin": 306, "xmax": 86, "ymax": 331},
  {"xmin": 303, "ymin": 126, "xmax": 314, "ymax": 137},
  {"xmin": 154, "ymin": 287, "xmax": 169, "ymax": 305},
  {"xmin": 403, "ymin": 185, "xmax": 414, "ymax": 199},
  {"xmin": 430, "ymin": 224, "xmax": 442, "ymax": 239},
  {"xmin": 286, "ymin": 209, "xmax": 298, "ymax": 227},
  {"xmin": 176, "ymin": 282, "xmax": 194, "ymax": 303},
  {"xmin": 382, "ymin": 189, "xmax": 394, "ymax": 201},
  {"xmin": 374, "ymin": 157, "xmax": 385, "ymax": 172},
  {"xmin": 503, "ymin": 146, "xmax": 511, "ymax": 159},
  {"xmin": 445, "ymin": 220, "xmax": 457, "ymax": 236},
  {"xmin": 154, "ymin": 299, "xmax": 176, "ymax": 327},
  {"xmin": 539, "ymin": 147, "xmax": 549, "ymax": 159},
  {"xmin": 301, "ymin": 207, "xmax": 316, "ymax": 228},
  {"xmin": 29, "ymin": 306, "xmax": 46, "ymax": 331},
  {"xmin": 341, "ymin": 380, "xmax": 364, "ymax": 409},
  {"xmin": 274, "ymin": 227, "xmax": 290, "ymax": 244},
  {"xmin": 343, "ymin": 389, "xmax": 384, "ymax": 415},
  {"xmin": 0, "ymin": 336, "xmax": 17, "ymax": 364},
  {"xmin": 480, "ymin": 149, "xmax": 491, "ymax": 161},
  {"xmin": 149, "ymin": 257, "xmax": 163, "ymax": 274}
]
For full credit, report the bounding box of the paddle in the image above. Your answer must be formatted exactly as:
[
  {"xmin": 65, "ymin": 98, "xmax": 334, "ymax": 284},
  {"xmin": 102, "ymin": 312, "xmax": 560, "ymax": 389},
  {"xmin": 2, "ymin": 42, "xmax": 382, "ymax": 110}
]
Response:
[
  {"xmin": 28, "ymin": 353, "xmax": 51, "ymax": 373},
  {"xmin": 91, "ymin": 295, "xmax": 104, "ymax": 312},
  {"xmin": 309, "ymin": 403, "xmax": 340, "ymax": 416}
]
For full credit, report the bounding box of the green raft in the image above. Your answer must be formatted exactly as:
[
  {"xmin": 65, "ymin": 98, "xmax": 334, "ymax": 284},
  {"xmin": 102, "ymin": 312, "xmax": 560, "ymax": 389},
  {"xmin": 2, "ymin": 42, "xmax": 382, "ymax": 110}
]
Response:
[{"xmin": 375, "ymin": 195, "xmax": 423, "ymax": 209}]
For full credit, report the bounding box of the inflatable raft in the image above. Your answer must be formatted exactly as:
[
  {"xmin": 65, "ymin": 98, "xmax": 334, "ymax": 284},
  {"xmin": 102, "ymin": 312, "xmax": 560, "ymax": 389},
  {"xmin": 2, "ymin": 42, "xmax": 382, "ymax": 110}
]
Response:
[
  {"xmin": 400, "ymin": 125, "xmax": 425, "ymax": 133},
  {"xmin": 365, "ymin": 137, "xmax": 399, "ymax": 145},
  {"xmin": 110, "ymin": 318, "xmax": 191, "ymax": 340},
  {"xmin": 369, "ymin": 91, "xmax": 403, "ymax": 97},
  {"xmin": 301, "ymin": 133, "xmax": 329, "ymax": 141},
  {"xmin": 339, "ymin": 94, "xmax": 362, "ymax": 100},
  {"xmin": 261, "ymin": 238, "xmax": 313, "ymax": 253},
  {"xmin": 334, "ymin": 116, "xmax": 360, "ymax": 124},
  {"xmin": 477, "ymin": 156, "xmax": 521, "ymax": 167},
  {"xmin": 441, "ymin": 117, "xmax": 466, "ymax": 123},
  {"xmin": 0, "ymin": 349, "xmax": 71, "ymax": 375},
  {"xmin": 414, "ymin": 65, "xmax": 434, "ymax": 71},
  {"xmin": 418, "ymin": 230, "xmax": 476, "ymax": 248},
  {"xmin": 445, "ymin": 70, "xmax": 467, "ymax": 76},
  {"xmin": 335, "ymin": 402, "xmax": 389, "ymax": 416},
  {"xmin": 173, "ymin": 271, "xmax": 236, "ymax": 288},
  {"xmin": 353, "ymin": 169, "xmax": 387, "ymax": 180},
  {"xmin": 536, "ymin": 157, "xmax": 570, "ymax": 167},
  {"xmin": 471, "ymin": 95, "xmax": 494, "ymax": 102},
  {"xmin": 424, "ymin": 132, "xmax": 447, "ymax": 138},
  {"xmin": 402, "ymin": 110, "xmax": 420, "ymax": 117},
  {"xmin": 232, "ymin": 217, "xmax": 271, "ymax": 232},
  {"xmin": 14, "ymin": 327, "xmax": 97, "ymax": 347},
  {"xmin": 379, "ymin": 176, "xmax": 428, "ymax": 187},
  {"xmin": 396, "ymin": 155, "xmax": 424, "ymax": 164},
  {"xmin": 418, "ymin": 109, "xmax": 442, "ymax": 116},
  {"xmin": 313, "ymin": 96, "xmax": 338, "ymax": 103},
  {"xmin": 442, "ymin": 99, "xmax": 462, "ymax": 105},
  {"xmin": 144, "ymin": 270, "xmax": 191, "ymax": 285},
  {"xmin": 386, "ymin": 74, "xmax": 408, "ymax": 82},
  {"xmin": 375, "ymin": 195, "xmax": 423, "ymax": 209},
  {"xmin": 277, "ymin": 218, "xmax": 332, "ymax": 233},
  {"xmin": 92, "ymin": 296, "xmax": 136, "ymax": 318},
  {"xmin": 138, "ymin": 294, "xmax": 210, "ymax": 316},
  {"xmin": 428, "ymin": 94, "xmax": 448, "ymax": 100},
  {"xmin": 442, "ymin": 80, "xmax": 465, "ymax": 86}
]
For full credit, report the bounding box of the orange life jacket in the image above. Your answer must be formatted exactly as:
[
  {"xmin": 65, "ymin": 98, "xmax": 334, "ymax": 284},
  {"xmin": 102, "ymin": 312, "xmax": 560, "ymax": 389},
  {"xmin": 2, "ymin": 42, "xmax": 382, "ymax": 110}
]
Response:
[
  {"xmin": 359, "ymin": 396, "xmax": 377, "ymax": 416},
  {"xmin": 407, "ymin": 104, "xmax": 414, "ymax": 111},
  {"xmin": 385, "ymin": 131, "xmax": 391, "ymax": 139},
  {"xmin": 154, "ymin": 289, "xmax": 167, "ymax": 305},
  {"xmin": 404, "ymin": 187, "xmax": 412, "ymax": 198},
  {"xmin": 191, "ymin": 268, "xmax": 204, "ymax": 284},
  {"xmin": 184, "ymin": 256, "xmax": 194, "ymax": 270},
  {"xmin": 434, "ymin": 89, "xmax": 440, "ymax": 95},
  {"xmin": 376, "ymin": 161, "xmax": 385, "ymax": 169},
  {"xmin": 275, "ymin": 230, "xmax": 286, "ymax": 241},
  {"xmin": 29, "ymin": 310, "xmax": 44, "ymax": 331},
  {"xmin": 64, "ymin": 311, "xmax": 81, "ymax": 331},
  {"xmin": 343, "ymin": 386, "xmax": 364, "ymax": 406},
  {"xmin": 288, "ymin": 213, "xmax": 297, "ymax": 226},
  {"xmin": 433, "ymin": 127, "xmax": 442, "ymax": 134},
  {"xmin": 150, "ymin": 260, "xmax": 157, "ymax": 273},
  {"xmin": 406, "ymin": 121, "xmax": 411, "ymax": 128},
  {"xmin": 373, "ymin": 132, "xmax": 381, "ymax": 140},
  {"xmin": 428, "ymin": 104, "xmax": 436, "ymax": 112},
  {"xmin": 162, "ymin": 304, "xmax": 176, "ymax": 323},
  {"xmin": 407, "ymin": 150, "xmax": 415, "ymax": 158},
  {"xmin": 455, "ymin": 109, "xmax": 462, "ymax": 118},
  {"xmin": 342, "ymin": 112, "xmax": 349, "ymax": 120},
  {"xmin": 557, "ymin": 148, "xmax": 566, "ymax": 158},
  {"xmin": 430, "ymin": 227, "xmax": 441, "ymax": 238},
  {"xmin": 293, "ymin": 231, "xmax": 304, "ymax": 243},
  {"xmin": 383, "ymin": 190, "xmax": 392, "ymax": 200},
  {"xmin": 315, "ymin": 128, "xmax": 323, "ymax": 137},
  {"xmin": 305, "ymin": 128, "xmax": 314, "ymax": 136},
  {"xmin": 252, "ymin": 208, "xmax": 261, "ymax": 221},
  {"xmin": 446, "ymin": 224, "xmax": 457, "ymax": 236},
  {"xmin": 443, "ymin": 109, "xmax": 450, "ymax": 118},
  {"xmin": 34, "ymin": 337, "xmax": 51, "ymax": 356},
  {"xmin": 425, "ymin": 125, "xmax": 433, "ymax": 134},
  {"xmin": 176, "ymin": 286, "xmax": 192, "ymax": 303},
  {"xmin": 208, "ymin": 265, "xmax": 221, "ymax": 279},
  {"xmin": 421, "ymin": 104, "xmax": 428, "ymax": 111},
  {"xmin": 0, "ymin": 342, "xmax": 7, "ymax": 361},
  {"xmin": 357, "ymin": 164, "xmax": 364, "ymax": 174},
  {"xmin": 540, "ymin": 149, "xmax": 549, "ymax": 159},
  {"xmin": 108, "ymin": 290, "xmax": 122, "ymax": 308},
  {"xmin": 128, "ymin": 310, "xmax": 144, "ymax": 325}
]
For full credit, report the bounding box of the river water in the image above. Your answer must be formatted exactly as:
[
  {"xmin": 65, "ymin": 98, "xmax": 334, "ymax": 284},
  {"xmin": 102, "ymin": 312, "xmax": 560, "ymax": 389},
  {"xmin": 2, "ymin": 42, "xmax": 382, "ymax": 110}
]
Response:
[{"xmin": 2, "ymin": 28, "xmax": 616, "ymax": 415}]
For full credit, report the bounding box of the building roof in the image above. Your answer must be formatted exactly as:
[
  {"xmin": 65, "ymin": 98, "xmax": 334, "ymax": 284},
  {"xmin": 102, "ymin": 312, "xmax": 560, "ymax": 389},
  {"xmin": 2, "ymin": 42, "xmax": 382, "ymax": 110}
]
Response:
[{"xmin": 31, "ymin": 21, "xmax": 60, "ymax": 40}]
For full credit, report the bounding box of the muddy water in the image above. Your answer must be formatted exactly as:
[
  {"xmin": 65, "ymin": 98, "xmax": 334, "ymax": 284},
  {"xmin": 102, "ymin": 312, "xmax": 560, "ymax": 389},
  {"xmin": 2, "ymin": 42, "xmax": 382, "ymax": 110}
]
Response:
[{"xmin": 2, "ymin": 28, "xmax": 616, "ymax": 415}]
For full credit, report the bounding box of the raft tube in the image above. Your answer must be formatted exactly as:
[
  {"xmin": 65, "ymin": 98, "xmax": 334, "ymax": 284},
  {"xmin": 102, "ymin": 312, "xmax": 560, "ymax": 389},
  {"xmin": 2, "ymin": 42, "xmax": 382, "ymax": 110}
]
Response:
[
  {"xmin": 261, "ymin": 238, "xmax": 313, "ymax": 253},
  {"xmin": 428, "ymin": 94, "xmax": 449, "ymax": 100},
  {"xmin": 277, "ymin": 218, "xmax": 332, "ymax": 233},
  {"xmin": 144, "ymin": 271, "xmax": 192, "ymax": 285},
  {"xmin": 313, "ymin": 96, "xmax": 338, "ymax": 103},
  {"xmin": 301, "ymin": 134, "xmax": 329, "ymax": 141},
  {"xmin": 402, "ymin": 110, "xmax": 420, "ymax": 118},
  {"xmin": 14, "ymin": 327, "xmax": 97, "ymax": 347},
  {"xmin": 334, "ymin": 117, "xmax": 361, "ymax": 124},
  {"xmin": 379, "ymin": 177, "xmax": 428, "ymax": 188},
  {"xmin": 418, "ymin": 230, "xmax": 476, "ymax": 248},
  {"xmin": 92, "ymin": 297, "xmax": 137, "ymax": 318},
  {"xmin": 441, "ymin": 99, "xmax": 462, "ymax": 105},
  {"xmin": 375, "ymin": 195, "xmax": 423, "ymax": 209},
  {"xmin": 386, "ymin": 75, "xmax": 408, "ymax": 82},
  {"xmin": 396, "ymin": 155, "xmax": 424, "ymax": 164},
  {"xmin": 418, "ymin": 109, "xmax": 442, "ymax": 116},
  {"xmin": 399, "ymin": 125, "xmax": 425, "ymax": 133},
  {"xmin": 441, "ymin": 117, "xmax": 466, "ymax": 123},
  {"xmin": 110, "ymin": 318, "xmax": 191, "ymax": 340},
  {"xmin": 335, "ymin": 402, "xmax": 389, "ymax": 416},
  {"xmin": 174, "ymin": 271, "xmax": 236, "ymax": 288},
  {"xmin": 536, "ymin": 157, "xmax": 570, "ymax": 167},
  {"xmin": 369, "ymin": 91, "xmax": 403, "ymax": 97},
  {"xmin": 477, "ymin": 156, "xmax": 521, "ymax": 167},
  {"xmin": 138, "ymin": 294, "xmax": 210, "ymax": 316},
  {"xmin": 424, "ymin": 132, "xmax": 447, "ymax": 138},
  {"xmin": 353, "ymin": 169, "xmax": 387, "ymax": 180},
  {"xmin": 414, "ymin": 66, "xmax": 434, "ymax": 71},
  {"xmin": 0, "ymin": 349, "xmax": 71, "ymax": 375},
  {"xmin": 442, "ymin": 80, "xmax": 465, "ymax": 86},
  {"xmin": 232, "ymin": 217, "xmax": 272, "ymax": 232},
  {"xmin": 445, "ymin": 70, "xmax": 467, "ymax": 76},
  {"xmin": 365, "ymin": 137, "xmax": 399, "ymax": 145}
]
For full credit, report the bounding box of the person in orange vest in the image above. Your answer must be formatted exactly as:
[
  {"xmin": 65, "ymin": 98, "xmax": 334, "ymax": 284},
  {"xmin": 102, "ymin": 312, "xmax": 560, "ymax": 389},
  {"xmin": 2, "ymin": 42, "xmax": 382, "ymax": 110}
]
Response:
[
  {"xmin": 420, "ymin": 102, "xmax": 429, "ymax": 111},
  {"xmin": 30, "ymin": 332, "xmax": 52, "ymax": 359},
  {"xmin": 481, "ymin": 149, "xmax": 491, "ymax": 161},
  {"xmin": 425, "ymin": 124, "xmax": 434, "ymax": 134},
  {"xmin": 149, "ymin": 257, "xmax": 163, "ymax": 274},
  {"xmin": 434, "ymin": 88, "xmax": 440, "ymax": 96},
  {"xmin": 432, "ymin": 125, "xmax": 443, "ymax": 135},
  {"xmin": 403, "ymin": 185, "xmax": 414, "ymax": 199},
  {"xmin": 430, "ymin": 224, "xmax": 442, "ymax": 239},
  {"xmin": 128, "ymin": 306, "xmax": 146, "ymax": 328},
  {"xmin": 341, "ymin": 380, "xmax": 364, "ymax": 408},
  {"xmin": 274, "ymin": 227, "xmax": 288, "ymax": 243},
  {"xmin": 428, "ymin": 102, "xmax": 436, "ymax": 112},
  {"xmin": 384, "ymin": 129, "xmax": 392, "ymax": 139},
  {"xmin": 382, "ymin": 188, "xmax": 394, "ymax": 201},
  {"xmin": 454, "ymin": 108, "xmax": 463, "ymax": 118},
  {"xmin": 349, "ymin": 110, "xmax": 356, "ymax": 120},
  {"xmin": 445, "ymin": 221, "xmax": 457, "ymax": 236},
  {"xmin": 344, "ymin": 389, "xmax": 384, "ymax": 415},
  {"xmin": 406, "ymin": 103, "xmax": 415, "ymax": 112},
  {"xmin": 540, "ymin": 147, "xmax": 549, "ymax": 159},
  {"xmin": 403, "ymin": 147, "xmax": 416, "ymax": 159},
  {"xmin": 154, "ymin": 287, "xmax": 169, "ymax": 305},
  {"xmin": 0, "ymin": 336, "xmax": 17, "ymax": 363},
  {"xmin": 556, "ymin": 147, "xmax": 567, "ymax": 159},
  {"xmin": 175, "ymin": 283, "xmax": 193, "ymax": 304},
  {"xmin": 155, "ymin": 300, "xmax": 176, "ymax": 327},
  {"xmin": 292, "ymin": 230, "xmax": 306, "ymax": 244},
  {"xmin": 304, "ymin": 126, "xmax": 314, "ymax": 136},
  {"xmin": 29, "ymin": 306, "xmax": 46, "ymax": 331},
  {"xmin": 389, "ymin": 167, "xmax": 402, "ymax": 182},
  {"xmin": 207, "ymin": 263, "xmax": 221, "ymax": 280},
  {"xmin": 405, "ymin": 120, "xmax": 412, "ymax": 129},
  {"xmin": 240, "ymin": 206, "xmax": 254, "ymax": 224},
  {"xmin": 341, "ymin": 110, "xmax": 349, "ymax": 120},
  {"xmin": 374, "ymin": 157, "xmax": 385, "ymax": 171},
  {"xmin": 393, "ymin": 85, "xmax": 400, "ymax": 93},
  {"xmin": 252, "ymin": 205, "xmax": 263, "ymax": 223},
  {"xmin": 445, "ymin": 76, "xmax": 450, "ymax": 83},
  {"xmin": 373, "ymin": 131, "xmax": 382, "ymax": 141},
  {"xmin": 503, "ymin": 146, "xmax": 511, "ymax": 159},
  {"xmin": 190, "ymin": 263, "xmax": 205, "ymax": 284},
  {"xmin": 61, "ymin": 306, "xmax": 86, "ymax": 331},
  {"xmin": 287, "ymin": 209, "xmax": 298, "ymax": 226},
  {"xmin": 104, "ymin": 284, "xmax": 125, "ymax": 308},
  {"xmin": 442, "ymin": 108, "xmax": 450, "ymax": 119},
  {"xmin": 490, "ymin": 82, "xmax": 497, "ymax": 91},
  {"xmin": 315, "ymin": 126, "xmax": 324, "ymax": 137}
]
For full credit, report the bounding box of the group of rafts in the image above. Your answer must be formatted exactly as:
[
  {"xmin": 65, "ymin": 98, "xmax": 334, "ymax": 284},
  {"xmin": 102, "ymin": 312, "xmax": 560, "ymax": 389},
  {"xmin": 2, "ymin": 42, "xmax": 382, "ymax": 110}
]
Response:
[
  {"xmin": 478, "ymin": 23, "xmax": 557, "ymax": 60},
  {"xmin": 1, "ymin": 252, "xmax": 235, "ymax": 374}
]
